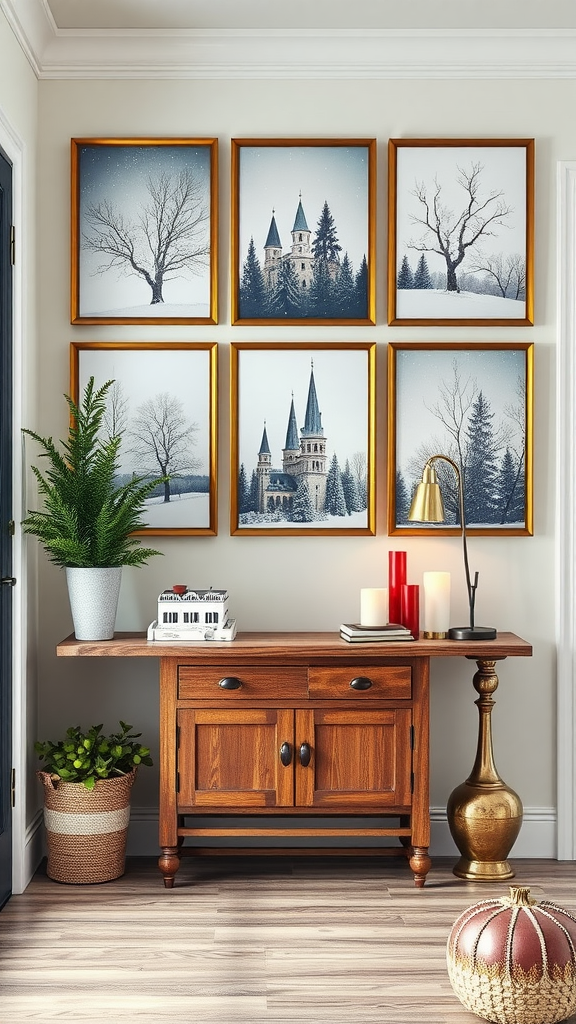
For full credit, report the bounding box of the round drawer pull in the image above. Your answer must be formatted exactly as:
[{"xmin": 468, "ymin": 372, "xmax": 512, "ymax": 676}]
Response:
[
  {"xmin": 218, "ymin": 676, "xmax": 243, "ymax": 690},
  {"xmin": 350, "ymin": 676, "xmax": 373, "ymax": 690}
]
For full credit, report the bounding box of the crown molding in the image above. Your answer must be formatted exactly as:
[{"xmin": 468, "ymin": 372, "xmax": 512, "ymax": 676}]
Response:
[{"xmin": 3, "ymin": 0, "xmax": 576, "ymax": 78}]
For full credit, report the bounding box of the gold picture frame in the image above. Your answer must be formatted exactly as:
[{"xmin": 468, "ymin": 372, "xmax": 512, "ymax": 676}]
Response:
[
  {"xmin": 70, "ymin": 341, "xmax": 218, "ymax": 536},
  {"xmin": 387, "ymin": 341, "xmax": 534, "ymax": 536},
  {"xmin": 231, "ymin": 341, "xmax": 376, "ymax": 536},
  {"xmin": 231, "ymin": 138, "xmax": 376, "ymax": 325},
  {"xmin": 388, "ymin": 138, "xmax": 534, "ymax": 326},
  {"xmin": 71, "ymin": 137, "xmax": 218, "ymax": 324}
]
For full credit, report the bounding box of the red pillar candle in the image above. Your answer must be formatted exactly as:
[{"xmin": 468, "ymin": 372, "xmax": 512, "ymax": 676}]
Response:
[
  {"xmin": 400, "ymin": 583, "xmax": 420, "ymax": 639},
  {"xmin": 388, "ymin": 550, "xmax": 407, "ymax": 624}
]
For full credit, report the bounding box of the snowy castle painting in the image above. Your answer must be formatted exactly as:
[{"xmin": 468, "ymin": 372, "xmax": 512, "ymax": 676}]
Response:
[
  {"xmin": 235, "ymin": 348, "xmax": 373, "ymax": 533},
  {"xmin": 234, "ymin": 141, "xmax": 375, "ymax": 323}
]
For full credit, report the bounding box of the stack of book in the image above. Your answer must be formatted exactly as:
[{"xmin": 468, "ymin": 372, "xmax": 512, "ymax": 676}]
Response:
[{"xmin": 340, "ymin": 622, "xmax": 415, "ymax": 643}]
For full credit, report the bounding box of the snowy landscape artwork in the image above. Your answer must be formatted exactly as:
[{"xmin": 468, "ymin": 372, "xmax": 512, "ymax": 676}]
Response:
[
  {"xmin": 72, "ymin": 343, "xmax": 216, "ymax": 534},
  {"xmin": 233, "ymin": 140, "xmax": 374, "ymax": 323},
  {"xmin": 389, "ymin": 140, "xmax": 534, "ymax": 325},
  {"xmin": 72, "ymin": 139, "xmax": 217, "ymax": 323},
  {"xmin": 389, "ymin": 343, "xmax": 533, "ymax": 535},
  {"xmin": 231, "ymin": 343, "xmax": 375, "ymax": 535}
]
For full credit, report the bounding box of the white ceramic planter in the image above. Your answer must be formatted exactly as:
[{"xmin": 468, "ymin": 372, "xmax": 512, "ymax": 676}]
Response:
[{"xmin": 65, "ymin": 567, "xmax": 122, "ymax": 641}]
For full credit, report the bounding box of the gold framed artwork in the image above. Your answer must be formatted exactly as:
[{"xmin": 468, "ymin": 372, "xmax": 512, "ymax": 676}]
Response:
[
  {"xmin": 231, "ymin": 139, "xmax": 376, "ymax": 325},
  {"xmin": 71, "ymin": 138, "xmax": 218, "ymax": 324},
  {"xmin": 387, "ymin": 341, "xmax": 534, "ymax": 536},
  {"xmin": 231, "ymin": 342, "xmax": 376, "ymax": 536},
  {"xmin": 388, "ymin": 138, "xmax": 534, "ymax": 326},
  {"xmin": 70, "ymin": 342, "xmax": 218, "ymax": 536}
]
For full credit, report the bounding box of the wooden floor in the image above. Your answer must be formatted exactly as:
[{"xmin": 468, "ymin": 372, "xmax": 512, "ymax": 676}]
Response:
[{"xmin": 1, "ymin": 855, "xmax": 576, "ymax": 1023}]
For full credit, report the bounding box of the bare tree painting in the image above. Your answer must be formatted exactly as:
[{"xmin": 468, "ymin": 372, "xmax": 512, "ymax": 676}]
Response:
[
  {"xmin": 129, "ymin": 393, "xmax": 201, "ymax": 504},
  {"xmin": 72, "ymin": 140, "xmax": 216, "ymax": 323},
  {"xmin": 390, "ymin": 140, "xmax": 533, "ymax": 324}
]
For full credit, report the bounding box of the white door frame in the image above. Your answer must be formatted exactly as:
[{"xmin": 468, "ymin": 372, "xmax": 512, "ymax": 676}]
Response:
[
  {"xmin": 557, "ymin": 162, "xmax": 576, "ymax": 859},
  {"xmin": 0, "ymin": 103, "xmax": 28, "ymax": 893}
]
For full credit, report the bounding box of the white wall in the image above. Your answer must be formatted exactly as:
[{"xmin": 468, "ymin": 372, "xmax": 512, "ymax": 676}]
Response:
[
  {"xmin": 31, "ymin": 74, "xmax": 564, "ymax": 855},
  {"xmin": 0, "ymin": 8, "xmax": 39, "ymax": 888}
]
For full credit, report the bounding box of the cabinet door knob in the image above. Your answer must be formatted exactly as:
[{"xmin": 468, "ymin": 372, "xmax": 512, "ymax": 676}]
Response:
[
  {"xmin": 299, "ymin": 742, "xmax": 311, "ymax": 767},
  {"xmin": 280, "ymin": 742, "xmax": 292, "ymax": 766},
  {"xmin": 350, "ymin": 676, "xmax": 372, "ymax": 690},
  {"xmin": 218, "ymin": 676, "xmax": 243, "ymax": 690}
]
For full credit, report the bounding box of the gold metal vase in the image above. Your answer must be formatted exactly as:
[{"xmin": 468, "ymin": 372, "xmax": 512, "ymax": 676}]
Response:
[{"xmin": 447, "ymin": 659, "xmax": 522, "ymax": 881}]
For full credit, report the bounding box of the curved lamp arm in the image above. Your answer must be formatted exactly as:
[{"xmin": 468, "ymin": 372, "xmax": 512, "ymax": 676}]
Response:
[{"xmin": 409, "ymin": 454, "xmax": 479, "ymax": 631}]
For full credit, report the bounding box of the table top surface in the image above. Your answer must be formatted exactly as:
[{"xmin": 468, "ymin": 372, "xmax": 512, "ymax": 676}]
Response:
[{"xmin": 56, "ymin": 631, "xmax": 532, "ymax": 661}]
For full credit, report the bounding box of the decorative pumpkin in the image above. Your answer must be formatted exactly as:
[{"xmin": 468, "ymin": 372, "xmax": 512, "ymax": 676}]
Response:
[{"xmin": 447, "ymin": 886, "xmax": 576, "ymax": 1024}]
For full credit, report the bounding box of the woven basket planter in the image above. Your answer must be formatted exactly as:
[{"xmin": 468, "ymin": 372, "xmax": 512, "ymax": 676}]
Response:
[
  {"xmin": 447, "ymin": 886, "xmax": 576, "ymax": 1024},
  {"xmin": 38, "ymin": 769, "xmax": 136, "ymax": 884}
]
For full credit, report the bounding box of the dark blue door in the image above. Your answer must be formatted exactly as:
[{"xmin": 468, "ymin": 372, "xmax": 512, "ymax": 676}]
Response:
[{"xmin": 0, "ymin": 145, "xmax": 13, "ymax": 909}]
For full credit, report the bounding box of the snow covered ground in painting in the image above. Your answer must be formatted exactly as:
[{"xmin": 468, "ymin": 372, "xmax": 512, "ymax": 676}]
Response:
[
  {"xmin": 143, "ymin": 492, "xmax": 209, "ymax": 529},
  {"xmin": 238, "ymin": 509, "xmax": 368, "ymax": 530},
  {"xmin": 80, "ymin": 302, "xmax": 210, "ymax": 318},
  {"xmin": 396, "ymin": 289, "xmax": 525, "ymax": 319}
]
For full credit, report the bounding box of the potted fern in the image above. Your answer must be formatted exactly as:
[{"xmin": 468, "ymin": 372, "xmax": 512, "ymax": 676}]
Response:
[
  {"xmin": 36, "ymin": 721, "xmax": 153, "ymax": 883},
  {"xmin": 22, "ymin": 377, "xmax": 165, "ymax": 640}
]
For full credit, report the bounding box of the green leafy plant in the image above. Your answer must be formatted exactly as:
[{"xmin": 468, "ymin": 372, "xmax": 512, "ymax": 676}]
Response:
[
  {"xmin": 22, "ymin": 376, "xmax": 166, "ymax": 568},
  {"xmin": 35, "ymin": 721, "xmax": 153, "ymax": 790}
]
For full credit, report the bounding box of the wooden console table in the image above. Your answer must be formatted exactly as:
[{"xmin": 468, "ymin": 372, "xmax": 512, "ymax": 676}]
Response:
[{"xmin": 57, "ymin": 631, "xmax": 532, "ymax": 888}]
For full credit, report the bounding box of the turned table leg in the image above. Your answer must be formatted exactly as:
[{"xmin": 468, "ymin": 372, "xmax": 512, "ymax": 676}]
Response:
[
  {"xmin": 447, "ymin": 658, "xmax": 522, "ymax": 881},
  {"xmin": 158, "ymin": 846, "xmax": 180, "ymax": 888},
  {"xmin": 409, "ymin": 846, "xmax": 432, "ymax": 888}
]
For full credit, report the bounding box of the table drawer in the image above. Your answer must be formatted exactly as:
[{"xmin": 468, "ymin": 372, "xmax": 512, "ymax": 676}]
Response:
[
  {"xmin": 178, "ymin": 665, "xmax": 308, "ymax": 700},
  {"xmin": 308, "ymin": 665, "xmax": 412, "ymax": 700}
]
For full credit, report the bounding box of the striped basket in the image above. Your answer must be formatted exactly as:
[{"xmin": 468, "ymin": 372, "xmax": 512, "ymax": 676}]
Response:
[{"xmin": 38, "ymin": 769, "xmax": 136, "ymax": 884}]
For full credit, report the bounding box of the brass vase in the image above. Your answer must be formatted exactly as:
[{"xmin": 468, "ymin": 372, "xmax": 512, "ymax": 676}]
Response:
[{"xmin": 447, "ymin": 659, "xmax": 522, "ymax": 881}]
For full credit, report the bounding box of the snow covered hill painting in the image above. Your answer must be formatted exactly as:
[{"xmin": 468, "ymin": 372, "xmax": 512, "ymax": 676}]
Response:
[
  {"xmin": 389, "ymin": 342, "xmax": 533, "ymax": 535},
  {"xmin": 388, "ymin": 139, "xmax": 534, "ymax": 325}
]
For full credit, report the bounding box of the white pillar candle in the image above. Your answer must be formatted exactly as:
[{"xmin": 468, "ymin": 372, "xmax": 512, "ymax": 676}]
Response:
[
  {"xmin": 360, "ymin": 588, "xmax": 388, "ymax": 627},
  {"xmin": 423, "ymin": 572, "xmax": 451, "ymax": 637}
]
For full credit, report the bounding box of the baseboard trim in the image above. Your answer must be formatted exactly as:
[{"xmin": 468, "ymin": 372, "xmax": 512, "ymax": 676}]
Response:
[
  {"xmin": 14, "ymin": 809, "xmax": 44, "ymax": 894},
  {"xmin": 127, "ymin": 806, "xmax": 558, "ymax": 860}
]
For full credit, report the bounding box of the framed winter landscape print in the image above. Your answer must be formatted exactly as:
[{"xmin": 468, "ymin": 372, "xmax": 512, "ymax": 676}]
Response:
[
  {"xmin": 230, "ymin": 342, "xmax": 376, "ymax": 536},
  {"xmin": 231, "ymin": 139, "xmax": 376, "ymax": 325},
  {"xmin": 71, "ymin": 138, "xmax": 218, "ymax": 324},
  {"xmin": 70, "ymin": 342, "xmax": 218, "ymax": 535},
  {"xmin": 387, "ymin": 139, "xmax": 534, "ymax": 326},
  {"xmin": 387, "ymin": 342, "xmax": 534, "ymax": 537}
]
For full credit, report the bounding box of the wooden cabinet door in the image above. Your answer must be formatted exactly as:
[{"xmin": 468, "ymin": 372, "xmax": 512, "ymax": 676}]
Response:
[
  {"xmin": 177, "ymin": 708, "xmax": 294, "ymax": 808},
  {"xmin": 295, "ymin": 708, "xmax": 413, "ymax": 809}
]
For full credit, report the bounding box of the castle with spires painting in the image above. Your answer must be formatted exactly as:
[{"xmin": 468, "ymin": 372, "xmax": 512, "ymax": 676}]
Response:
[
  {"xmin": 232, "ymin": 140, "xmax": 376, "ymax": 324},
  {"xmin": 231, "ymin": 343, "xmax": 376, "ymax": 535}
]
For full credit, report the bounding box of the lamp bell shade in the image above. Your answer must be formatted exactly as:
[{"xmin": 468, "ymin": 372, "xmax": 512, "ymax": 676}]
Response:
[{"xmin": 408, "ymin": 465, "xmax": 445, "ymax": 524}]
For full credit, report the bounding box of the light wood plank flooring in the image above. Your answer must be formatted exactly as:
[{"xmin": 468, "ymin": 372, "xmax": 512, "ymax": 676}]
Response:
[{"xmin": 1, "ymin": 855, "xmax": 576, "ymax": 1023}]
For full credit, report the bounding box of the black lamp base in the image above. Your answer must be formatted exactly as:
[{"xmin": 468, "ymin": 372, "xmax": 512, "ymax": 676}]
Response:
[{"xmin": 448, "ymin": 625, "xmax": 497, "ymax": 641}]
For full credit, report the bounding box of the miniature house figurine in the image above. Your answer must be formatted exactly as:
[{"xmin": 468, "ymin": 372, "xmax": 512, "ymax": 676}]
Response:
[{"xmin": 147, "ymin": 586, "xmax": 237, "ymax": 642}]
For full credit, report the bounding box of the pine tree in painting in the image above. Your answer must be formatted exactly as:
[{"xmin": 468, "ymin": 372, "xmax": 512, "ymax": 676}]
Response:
[
  {"xmin": 413, "ymin": 254, "xmax": 432, "ymax": 290},
  {"xmin": 397, "ymin": 255, "xmax": 414, "ymax": 289},
  {"xmin": 309, "ymin": 259, "xmax": 335, "ymax": 318},
  {"xmin": 337, "ymin": 253, "xmax": 356, "ymax": 317},
  {"xmin": 269, "ymin": 259, "xmax": 302, "ymax": 318},
  {"xmin": 239, "ymin": 237, "xmax": 268, "ymax": 318},
  {"xmin": 237, "ymin": 464, "xmax": 250, "ymax": 514},
  {"xmin": 289, "ymin": 480, "xmax": 316, "ymax": 522},
  {"xmin": 354, "ymin": 255, "xmax": 369, "ymax": 316},
  {"xmin": 395, "ymin": 470, "xmax": 411, "ymax": 524},
  {"xmin": 465, "ymin": 391, "xmax": 499, "ymax": 525},
  {"xmin": 249, "ymin": 470, "xmax": 259, "ymax": 513},
  {"xmin": 494, "ymin": 447, "xmax": 524, "ymax": 525},
  {"xmin": 311, "ymin": 201, "xmax": 342, "ymax": 263},
  {"xmin": 342, "ymin": 459, "xmax": 363, "ymax": 514},
  {"xmin": 324, "ymin": 453, "xmax": 348, "ymax": 517}
]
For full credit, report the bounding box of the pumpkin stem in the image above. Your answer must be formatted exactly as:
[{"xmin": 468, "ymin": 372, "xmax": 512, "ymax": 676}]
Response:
[{"xmin": 504, "ymin": 886, "xmax": 536, "ymax": 907}]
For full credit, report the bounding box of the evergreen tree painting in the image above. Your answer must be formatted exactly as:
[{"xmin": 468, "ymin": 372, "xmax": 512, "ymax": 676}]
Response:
[
  {"xmin": 239, "ymin": 237, "xmax": 268, "ymax": 318},
  {"xmin": 237, "ymin": 464, "xmax": 250, "ymax": 514},
  {"xmin": 289, "ymin": 480, "xmax": 316, "ymax": 522},
  {"xmin": 324, "ymin": 454, "xmax": 348, "ymax": 517},
  {"xmin": 495, "ymin": 448, "xmax": 524, "ymax": 524},
  {"xmin": 311, "ymin": 201, "xmax": 342, "ymax": 264},
  {"xmin": 341, "ymin": 459, "xmax": 363, "ymax": 514},
  {"xmin": 395, "ymin": 470, "xmax": 411, "ymax": 524},
  {"xmin": 397, "ymin": 255, "xmax": 414, "ymax": 289},
  {"xmin": 269, "ymin": 259, "xmax": 302, "ymax": 318},
  {"xmin": 354, "ymin": 255, "xmax": 369, "ymax": 317},
  {"xmin": 413, "ymin": 254, "xmax": 432, "ymax": 290},
  {"xmin": 465, "ymin": 391, "xmax": 499, "ymax": 525}
]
